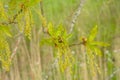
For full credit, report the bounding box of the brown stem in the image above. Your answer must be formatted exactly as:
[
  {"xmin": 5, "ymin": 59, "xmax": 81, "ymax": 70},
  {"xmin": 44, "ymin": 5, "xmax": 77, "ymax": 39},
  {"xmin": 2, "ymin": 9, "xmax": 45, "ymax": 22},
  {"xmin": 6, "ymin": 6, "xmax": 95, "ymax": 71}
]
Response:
[
  {"xmin": 0, "ymin": 8, "xmax": 23, "ymax": 26},
  {"xmin": 39, "ymin": 1, "xmax": 48, "ymax": 34},
  {"xmin": 12, "ymin": 8, "xmax": 23, "ymax": 23}
]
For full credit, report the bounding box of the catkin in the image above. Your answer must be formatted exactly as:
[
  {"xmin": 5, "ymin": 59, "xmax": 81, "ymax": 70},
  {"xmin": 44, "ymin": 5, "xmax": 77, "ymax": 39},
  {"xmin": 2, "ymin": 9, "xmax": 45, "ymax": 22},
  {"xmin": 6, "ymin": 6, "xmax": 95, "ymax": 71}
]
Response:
[{"xmin": 0, "ymin": 33, "xmax": 11, "ymax": 71}]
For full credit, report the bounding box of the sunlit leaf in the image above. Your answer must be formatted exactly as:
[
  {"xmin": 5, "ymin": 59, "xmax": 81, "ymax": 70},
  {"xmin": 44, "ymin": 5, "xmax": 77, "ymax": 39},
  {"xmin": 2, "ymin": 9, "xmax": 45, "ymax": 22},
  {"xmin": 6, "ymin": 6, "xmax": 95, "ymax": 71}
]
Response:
[
  {"xmin": 88, "ymin": 25, "xmax": 98, "ymax": 42},
  {"xmin": 55, "ymin": 24, "xmax": 64, "ymax": 37},
  {"xmin": 48, "ymin": 22, "xmax": 54, "ymax": 35},
  {"xmin": 0, "ymin": 26, "xmax": 12, "ymax": 37}
]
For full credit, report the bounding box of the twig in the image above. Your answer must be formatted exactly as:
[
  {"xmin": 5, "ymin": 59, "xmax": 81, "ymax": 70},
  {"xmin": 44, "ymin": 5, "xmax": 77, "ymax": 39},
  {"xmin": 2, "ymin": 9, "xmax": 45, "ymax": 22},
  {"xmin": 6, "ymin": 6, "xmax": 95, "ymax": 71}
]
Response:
[
  {"xmin": 11, "ymin": 33, "xmax": 23, "ymax": 59},
  {"xmin": 12, "ymin": 9, "xmax": 23, "ymax": 22},
  {"xmin": 69, "ymin": 42, "xmax": 83, "ymax": 47},
  {"xmin": 0, "ymin": 8, "xmax": 23, "ymax": 26},
  {"xmin": 39, "ymin": 1, "xmax": 48, "ymax": 34},
  {"xmin": 69, "ymin": 0, "xmax": 85, "ymax": 33}
]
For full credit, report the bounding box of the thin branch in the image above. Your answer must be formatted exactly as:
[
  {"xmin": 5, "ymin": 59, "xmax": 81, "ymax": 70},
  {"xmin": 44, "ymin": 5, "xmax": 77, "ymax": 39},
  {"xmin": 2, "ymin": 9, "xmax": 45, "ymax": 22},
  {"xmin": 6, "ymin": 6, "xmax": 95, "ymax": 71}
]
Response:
[
  {"xmin": 0, "ymin": 8, "xmax": 23, "ymax": 26},
  {"xmin": 40, "ymin": 1, "xmax": 44, "ymax": 17},
  {"xmin": 12, "ymin": 9, "xmax": 23, "ymax": 22},
  {"xmin": 69, "ymin": 0, "xmax": 85, "ymax": 33},
  {"xmin": 39, "ymin": 1, "xmax": 48, "ymax": 34},
  {"xmin": 11, "ymin": 33, "xmax": 23, "ymax": 59}
]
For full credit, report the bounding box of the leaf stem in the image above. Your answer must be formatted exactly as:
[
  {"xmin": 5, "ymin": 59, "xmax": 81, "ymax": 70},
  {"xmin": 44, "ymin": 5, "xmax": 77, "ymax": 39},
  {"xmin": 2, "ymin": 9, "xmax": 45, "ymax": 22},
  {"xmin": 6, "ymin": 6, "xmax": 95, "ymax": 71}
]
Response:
[{"xmin": 69, "ymin": 42, "xmax": 83, "ymax": 47}]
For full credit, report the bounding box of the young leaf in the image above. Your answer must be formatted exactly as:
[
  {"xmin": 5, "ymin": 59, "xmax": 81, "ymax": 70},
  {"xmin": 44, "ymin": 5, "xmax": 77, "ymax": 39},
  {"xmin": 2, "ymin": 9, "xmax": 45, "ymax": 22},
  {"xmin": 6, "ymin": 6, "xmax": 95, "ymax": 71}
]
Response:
[
  {"xmin": 48, "ymin": 22, "xmax": 54, "ymax": 35},
  {"xmin": 55, "ymin": 24, "xmax": 64, "ymax": 37},
  {"xmin": 88, "ymin": 25, "xmax": 98, "ymax": 42}
]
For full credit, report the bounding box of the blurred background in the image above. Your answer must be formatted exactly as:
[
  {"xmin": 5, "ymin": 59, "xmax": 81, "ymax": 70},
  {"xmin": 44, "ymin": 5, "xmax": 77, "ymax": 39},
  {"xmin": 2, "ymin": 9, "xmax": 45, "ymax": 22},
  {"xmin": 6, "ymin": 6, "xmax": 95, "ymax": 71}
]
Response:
[{"xmin": 0, "ymin": 0, "xmax": 120, "ymax": 80}]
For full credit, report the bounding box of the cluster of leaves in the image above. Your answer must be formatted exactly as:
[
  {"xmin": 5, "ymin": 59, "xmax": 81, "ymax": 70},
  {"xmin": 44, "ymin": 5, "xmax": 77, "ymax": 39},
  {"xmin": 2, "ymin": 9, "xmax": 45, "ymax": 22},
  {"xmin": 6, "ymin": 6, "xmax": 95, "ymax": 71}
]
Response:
[
  {"xmin": 41, "ymin": 23, "xmax": 74, "ymax": 73},
  {"xmin": 81, "ymin": 25, "xmax": 109, "ymax": 75},
  {"xmin": 41, "ymin": 22, "xmax": 109, "ymax": 74}
]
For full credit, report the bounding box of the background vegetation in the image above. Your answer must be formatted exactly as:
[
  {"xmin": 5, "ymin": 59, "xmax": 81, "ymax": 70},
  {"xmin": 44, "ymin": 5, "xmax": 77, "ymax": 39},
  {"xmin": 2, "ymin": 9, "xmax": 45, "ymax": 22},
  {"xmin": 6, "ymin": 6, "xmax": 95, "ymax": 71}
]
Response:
[{"xmin": 0, "ymin": 0, "xmax": 120, "ymax": 80}]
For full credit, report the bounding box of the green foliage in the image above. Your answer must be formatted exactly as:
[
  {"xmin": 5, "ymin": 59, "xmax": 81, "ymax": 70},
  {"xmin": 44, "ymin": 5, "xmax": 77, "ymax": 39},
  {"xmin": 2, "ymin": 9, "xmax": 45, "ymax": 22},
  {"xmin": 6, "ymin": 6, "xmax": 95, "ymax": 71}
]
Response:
[
  {"xmin": 47, "ymin": 22, "xmax": 72, "ymax": 46},
  {"xmin": 41, "ymin": 22, "xmax": 74, "ymax": 73},
  {"xmin": 41, "ymin": 23, "xmax": 110, "ymax": 74},
  {"xmin": 86, "ymin": 25, "xmax": 109, "ymax": 55},
  {"xmin": 88, "ymin": 25, "xmax": 98, "ymax": 42},
  {"xmin": 0, "ymin": 0, "xmax": 111, "ymax": 76}
]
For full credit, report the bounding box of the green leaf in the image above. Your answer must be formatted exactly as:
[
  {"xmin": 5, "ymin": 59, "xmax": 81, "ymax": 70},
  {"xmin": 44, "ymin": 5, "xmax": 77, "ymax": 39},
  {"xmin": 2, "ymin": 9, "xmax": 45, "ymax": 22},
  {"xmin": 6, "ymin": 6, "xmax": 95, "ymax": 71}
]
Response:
[
  {"xmin": 55, "ymin": 24, "xmax": 64, "ymax": 37},
  {"xmin": 0, "ymin": 26, "xmax": 12, "ymax": 37},
  {"xmin": 88, "ymin": 25, "xmax": 98, "ymax": 42},
  {"xmin": 48, "ymin": 22, "xmax": 54, "ymax": 35},
  {"xmin": 91, "ymin": 41, "xmax": 110, "ymax": 47}
]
